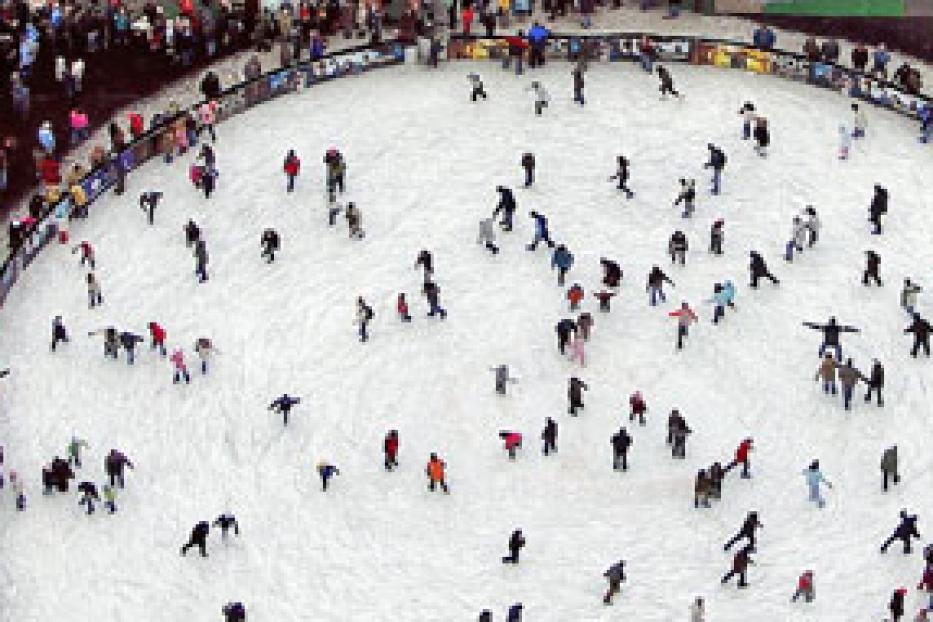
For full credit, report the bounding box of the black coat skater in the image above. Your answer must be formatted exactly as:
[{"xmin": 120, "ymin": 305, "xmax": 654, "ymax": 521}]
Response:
[
  {"xmin": 493, "ymin": 186, "xmax": 517, "ymax": 231},
  {"xmin": 610, "ymin": 428, "xmax": 632, "ymax": 471},
  {"xmin": 261, "ymin": 229, "xmax": 280, "ymax": 263},
  {"xmin": 905, "ymin": 314, "xmax": 932, "ymax": 357},
  {"xmin": 749, "ymin": 251, "xmax": 779, "ymax": 287},
  {"xmin": 600, "ymin": 258, "xmax": 622, "ymax": 287},
  {"xmin": 501, "ymin": 529, "xmax": 526, "ymax": 564},
  {"xmin": 555, "ymin": 318, "xmax": 576, "ymax": 354},
  {"xmin": 541, "ymin": 417, "xmax": 558, "ymax": 455},
  {"xmin": 568, "ymin": 377, "xmax": 588, "ymax": 415},
  {"xmin": 881, "ymin": 511, "xmax": 920, "ymax": 554},
  {"xmin": 724, "ymin": 511, "xmax": 763, "ymax": 551},
  {"xmin": 181, "ymin": 521, "xmax": 211, "ymax": 557},
  {"xmin": 862, "ymin": 250, "xmax": 881, "ymax": 286}
]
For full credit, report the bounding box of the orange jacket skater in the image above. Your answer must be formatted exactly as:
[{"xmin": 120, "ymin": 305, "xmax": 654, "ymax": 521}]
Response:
[{"xmin": 426, "ymin": 453, "xmax": 449, "ymax": 493}]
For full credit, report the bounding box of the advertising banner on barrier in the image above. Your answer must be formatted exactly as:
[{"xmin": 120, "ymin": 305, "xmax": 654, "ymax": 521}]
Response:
[{"xmin": 693, "ymin": 42, "xmax": 773, "ymax": 74}]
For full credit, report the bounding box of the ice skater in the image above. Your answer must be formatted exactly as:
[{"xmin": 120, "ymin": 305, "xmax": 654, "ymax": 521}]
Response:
[
  {"xmin": 104, "ymin": 449, "xmax": 134, "ymax": 488},
  {"xmin": 72, "ymin": 241, "xmax": 95, "ymax": 268},
  {"xmin": 468, "ymin": 73, "xmax": 488, "ymax": 101},
  {"xmin": 704, "ymin": 144, "xmax": 727, "ymax": 195},
  {"xmin": 784, "ymin": 216, "xmax": 807, "ymax": 262},
  {"xmin": 803, "ymin": 316, "xmax": 860, "ymax": 361},
  {"xmin": 541, "ymin": 417, "xmax": 558, "ymax": 455},
  {"xmin": 86, "ymin": 273, "xmax": 102, "ymax": 308},
  {"xmin": 397, "ymin": 293, "xmax": 412, "ymax": 322},
  {"xmin": 494, "ymin": 186, "xmax": 517, "ymax": 231},
  {"xmin": 51, "ymin": 316, "xmax": 69, "ymax": 351},
  {"xmin": 345, "ymin": 202, "xmax": 364, "ymax": 239},
  {"xmin": 721, "ymin": 545, "xmax": 754, "ymax": 588},
  {"xmin": 881, "ymin": 510, "xmax": 920, "ymax": 554},
  {"xmin": 905, "ymin": 313, "xmax": 932, "ymax": 357},
  {"xmin": 881, "ymin": 445, "xmax": 899, "ymax": 491},
  {"xmin": 528, "ymin": 81, "xmax": 550, "ymax": 115},
  {"xmin": 791, "ymin": 570, "xmax": 814, "ymax": 603},
  {"xmin": 706, "ymin": 281, "xmax": 736, "ymax": 324},
  {"xmin": 356, "ymin": 296, "xmax": 374, "ymax": 343},
  {"xmin": 194, "ymin": 239, "xmax": 209, "ymax": 283},
  {"xmin": 657, "ymin": 65, "xmax": 680, "ymax": 98},
  {"xmin": 838, "ymin": 124, "xmax": 852, "ymax": 160},
  {"xmin": 477, "ymin": 217, "xmax": 499, "ymax": 254},
  {"xmin": 283, "ymin": 149, "xmax": 300, "ymax": 192},
  {"xmin": 414, "ymin": 250, "xmax": 434, "ymax": 282},
  {"xmin": 555, "ymin": 318, "xmax": 576, "ymax": 354},
  {"xmin": 521, "ymin": 152, "xmax": 535, "ymax": 187},
  {"xmin": 213, "ymin": 513, "xmax": 240, "ymax": 539},
  {"xmin": 422, "ymin": 281, "xmax": 447, "ymax": 319},
  {"xmin": 901, "ymin": 279, "xmax": 922, "ymax": 315},
  {"xmin": 527, "ymin": 211, "xmax": 555, "ymax": 250},
  {"xmin": 669, "ymin": 302, "xmax": 698, "ymax": 350},
  {"xmin": 863, "ymin": 250, "xmax": 882, "ymax": 286},
  {"xmin": 426, "ymin": 453, "xmax": 449, "ymax": 493},
  {"xmin": 725, "ymin": 438, "xmax": 754, "ymax": 479},
  {"xmin": 603, "ymin": 560, "xmax": 626, "ymax": 605},
  {"xmin": 709, "ymin": 219, "xmax": 724, "ymax": 255},
  {"xmin": 568, "ymin": 376, "xmax": 588, "ymax": 415},
  {"xmin": 260, "ymin": 228, "xmax": 280, "ymax": 263},
  {"xmin": 673, "ymin": 178, "xmax": 696, "ymax": 218},
  {"xmin": 499, "ymin": 430, "xmax": 522, "ymax": 460},
  {"xmin": 802, "ymin": 459, "xmax": 832, "ymax": 508},
  {"xmin": 491, "ymin": 364, "xmax": 518, "ymax": 395},
  {"xmin": 384, "ymin": 430, "xmax": 399, "ymax": 470},
  {"xmin": 869, "ymin": 184, "xmax": 888, "ymax": 235},
  {"xmin": 600, "ymin": 258, "xmax": 622, "ymax": 287},
  {"xmin": 738, "ymin": 101, "xmax": 756, "ymax": 139},
  {"xmin": 669, "ymin": 230, "xmax": 688, "ymax": 265},
  {"xmin": 501, "ymin": 529, "xmax": 526, "ymax": 563},
  {"xmin": 139, "ymin": 191, "xmax": 163, "ymax": 224},
  {"xmin": 572, "ymin": 66, "xmax": 585, "ymax": 105},
  {"xmin": 629, "ymin": 391, "xmax": 648, "ymax": 425},
  {"xmin": 148, "ymin": 322, "xmax": 167, "ymax": 356},
  {"xmin": 269, "ymin": 393, "xmax": 301, "ymax": 426},
  {"xmin": 317, "ymin": 461, "xmax": 340, "ymax": 491},
  {"xmin": 552, "ymin": 244, "xmax": 574, "ymax": 286},
  {"xmin": 752, "ymin": 117, "xmax": 769, "ymax": 156},
  {"xmin": 646, "ymin": 265, "xmax": 675, "ymax": 306},
  {"xmin": 77, "ymin": 481, "xmax": 99, "ymax": 515},
  {"xmin": 724, "ymin": 511, "xmax": 763, "ymax": 551},
  {"xmin": 180, "ymin": 521, "xmax": 210, "ymax": 557},
  {"xmin": 170, "ymin": 348, "xmax": 191, "ymax": 384},
  {"xmin": 608, "ymin": 156, "xmax": 634, "ymax": 199},
  {"xmin": 610, "ymin": 427, "xmax": 632, "ymax": 471},
  {"xmin": 749, "ymin": 251, "xmax": 779, "ymax": 288},
  {"xmin": 222, "ymin": 602, "xmax": 246, "ymax": 622}
]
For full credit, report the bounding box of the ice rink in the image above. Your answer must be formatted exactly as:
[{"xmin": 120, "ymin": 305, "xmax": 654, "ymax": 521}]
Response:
[{"xmin": 1, "ymin": 59, "xmax": 932, "ymax": 621}]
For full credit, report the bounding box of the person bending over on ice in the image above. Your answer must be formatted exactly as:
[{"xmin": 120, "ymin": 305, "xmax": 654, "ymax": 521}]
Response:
[
  {"xmin": 269, "ymin": 393, "xmax": 301, "ymax": 426},
  {"xmin": 180, "ymin": 521, "xmax": 210, "ymax": 557},
  {"xmin": 657, "ymin": 65, "xmax": 680, "ymax": 98}
]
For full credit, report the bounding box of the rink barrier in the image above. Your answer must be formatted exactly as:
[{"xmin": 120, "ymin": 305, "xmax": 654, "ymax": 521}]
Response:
[
  {"xmin": 445, "ymin": 33, "xmax": 932, "ymax": 119},
  {"xmin": 2, "ymin": 33, "xmax": 930, "ymax": 309},
  {"xmin": 0, "ymin": 40, "xmax": 408, "ymax": 309}
]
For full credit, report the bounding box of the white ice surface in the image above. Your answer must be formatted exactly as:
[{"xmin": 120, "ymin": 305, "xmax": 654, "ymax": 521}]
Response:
[{"xmin": 1, "ymin": 61, "xmax": 932, "ymax": 622}]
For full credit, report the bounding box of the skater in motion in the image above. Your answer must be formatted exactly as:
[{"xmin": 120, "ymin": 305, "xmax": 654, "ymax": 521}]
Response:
[
  {"xmin": 72, "ymin": 240, "xmax": 95, "ymax": 268},
  {"xmin": 646, "ymin": 265, "xmax": 675, "ymax": 306},
  {"xmin": 703, "ymin": 144, "xmax": 727, "ymax": 195},
  {"xmin": 269, "ymin": 393, "xmax": 301, "ymax": 426},
  {"xmin": 414, "ymin": 250, "xmax": 434, "ymax": 282},
  {"xmin": 752, "ymin": 117, "xmax": 769, "ymax": 157},
  {"xmin": 657, "ymin": 65, "xmax": 680, "ymax": 98},
  {"xmin": 148, "ymin": 322, "xmax": 167, "ymax": 356},
  {"xmin": 477, "ymin": 217, "xmax": 499, "ymax": 254},
  {"xmin": 500, "ymin": 431, "xmax": 523, "ymax": 460},
  {"xmin": 881, "ymin": 510, "xmax": 921, "ymax": 554},
  {"xmin": 791, "ymin": 570, "xmax": 814, "ymax": 603},
  {"xmin": 785, "ymin": 216, "xmax": 807, "ymax": 262},
  {"xmin": 501, "ymin": 529, "xmax": 525, "ymax": 564},
  {"xmin": 802, "ymin": 316, "xmax": 860, "ymax": 361},
  {"xmin": 324, "ymin": 148, "xmax": 346, "ymax": 193},
  {"xmin": 180, "ymin": 520, "xmax": 210, "ymax": 557},
  {"xmin": 608, "ymin": 156, "xmax": 634, "ymax": 199},
  {"xmin": 803, "ymin": 206, "xmax": 820, "ymax": 247},
  {"xmin": 603, "ymin": 560, "xmax": 626, "ymax": 605},
  {"xmin": 880, "ymin": 445, "xmax": 899, "ymax": 492},
  {"xmin": 384, "ymin": 430, "xmax": 399, "ymax": 471},
  {"xmin": 568, "ymin": 376, "xmax": 588, "ymax": 415},
  {"xmin": 184, "ymin": 220, "xmax": 200, "ymax": 247},
  {"xmin": 572, "ymin": 66, "xmax": 585, "ymax": 106},
  {"xmin": 213, "ymin": 513, "xmax": 240, "ymax": 539},
  {"xmin": 397, "ymin": 293, "xmax": 412, "ymax": 322},
  {"xmin": 104, "ymin": 449, "xmax": 134, "ymax": 488},
  {"xmin": 357, "ymin": 296, "xmax": 374, "ymax": 343},
  {"xmin": 706, "ymin": 281, "xmax": 736, "ymax": 324},
  {"xmin": 863, "ymin": 250, "xmax": 882, "ymax": 286},
  {"xmin": 283, "ymin": 149, "xmax": 300, "ymax": 192},
  {"xmin": 86, "ymin": 273, "xmax": 102, "ymax": 308},
  {"xmin": 668, "ymin": 230, "xmax": 688, "ymax": 265},
  {"xmin": 139, "ymin": 191, "xmax": 163, "ymax": 224},
  {"xmin": 901, "ymin": 279, "xmax": 922, "ymax": 315},
  {"xmin": 51, "ymin": 316, "xmax": 69, "ymax": 351},
  {"xmin": 869, "ymin": 184, "xmax": 888, "ymax": 235},
  {"xmin": 521, "ymin": 152, "xmax": 535, "ymax": 187},
  {"xmin": 170, "ymin": 348, "xmax": 191, "ymax": 384},
  {"xmin": 709, "ymin": 219, "xmax": 724, "ymax": 255},
  {"xmin": 725, "ymin": 438, "xmax": 754, "ymax": 479},
  {"xmin": 610, "ymin": 427, "xmax": 632, "ymax": 471},
  {"xmin": 491, "ymin": 364, "xmax": 518, "ymax": 395},
  {"xmin": 721, "ymin": 545, "xmax": 754, "ymax": 588},
  {"xmin": 673, "ymin": 178, "xmax": 696, "ymax": 218},
  {"xmin": 724, "ymin": 511, "xmax": 763, "ymax": 551},
  {"xmin": 528, "ymin": 81, "xmax": 550, "ymax": 115},
  {"xmin": 467, "ymin": 73, "xmax": 488, "ymax": 101},
  {"xmin": 629, "ymin": 391, "xmax": 647, "ymax": 425},
  {"xmin": 317, "ymin": 461, "xmax": 340, "ymax": 491},
  {"xmin": 904, "ymin": 313, "xmax": 932, "ymax": 358},
  {"xmin": 422, "ymin": 280, "xmax": 447, "ymax": 319},
  {"xmin": 669, "ymin": 301, "xmax": 698, "ymax": 350},
  {"xmin": 889, "ymin": 588, "xmax": 907, "ymax": 622},
  {"xmin": 600, "ymin": 258, "xmax": 622, "ymax": 288},
  {"xmin": 261, "ymin": 229, "xmax": 280, "ymax": 263},
  {"xmin": 749, "ymin": 251, "xmax": 779, "ymax": 288},
  {"xmin": 345, "ymin": 203, "xmax": 364, "ymax": 239},
  {"xmin": 527, "ymin": 210, "xmax": 555, "ymax": 250},
  {"xmin": 222, "ymin": 602, "xmax": 246, "ymax": 622},
  {"xmin": 194, "ymin": 239, "xmax": 209, "ymax": 283},
  {"xmin": 77, "ymin": 481, "xmax": 99, "ymax": 515},
  {"xmin": 802, "ymin": 459, "xmax": 832, "ymax": 508},
  {"xmin": 426, "ymin": 453, "xmax": 449, "ymax": 493},
  {"xmin": 552, "ymin": 244, "xmax": 574, "ymax": 286},
  {"xmin": 739, "ymin": 101, "xmax": 756, "ymax": 139},
  {"xmin": 67, "ymin": 436, "xmax": 88, "ymax": 468},
  {"xmin": 494, "ymin": 186, "xmax": 517, "ymax": 231},
  {"xmin": 555, "ymin": 318, "xmax": 576, "ymax": 354},
  {"xmin": 669, "ymin": 410, "xmax": 692, "ymax": 458},
  {"xmin": 541, "ymin": 417, "xmax": 558, "ymax": 455}
]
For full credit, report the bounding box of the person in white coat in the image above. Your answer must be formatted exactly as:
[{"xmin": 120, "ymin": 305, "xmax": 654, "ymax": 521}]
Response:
[
  {"xmin": 785, "ymin": 216, "xmax": 808, "ymax": 262},
  {"xmin": 477, "ymin": 217, "xmax": 499, "ymax": 254},
  {"xmin": 851, "ymin": 103, "xmax": 867, "ymax": 138},
  {"xmin": 70, "ymin": 58, "xmax": 85, "ymax": 93},
  {"xmin": 689, "ymin": 596, "xmax": 705, "ymax": 621},
  {"xmin": 803, "ymin": 206, "xmax": 820, "ymax": 247},
  {"xmin": 528, "ymin": 81, "xmax": 550, "ymax": 115}
]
